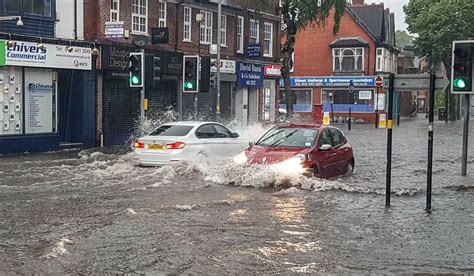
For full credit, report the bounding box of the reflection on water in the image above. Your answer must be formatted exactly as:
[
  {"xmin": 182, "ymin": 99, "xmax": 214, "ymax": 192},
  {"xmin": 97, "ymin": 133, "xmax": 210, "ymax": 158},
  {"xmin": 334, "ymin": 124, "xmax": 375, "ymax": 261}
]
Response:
[{"xmin": 271, "ymin": 197, "xmax": 307, "ymax": 224}]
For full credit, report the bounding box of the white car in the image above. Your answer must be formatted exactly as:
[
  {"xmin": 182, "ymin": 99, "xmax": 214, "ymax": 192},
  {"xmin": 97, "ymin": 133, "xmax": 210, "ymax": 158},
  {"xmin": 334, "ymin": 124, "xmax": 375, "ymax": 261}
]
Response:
[{"xmin": 132, "ymin": 121, "xmax": 250, "ymax": 166}]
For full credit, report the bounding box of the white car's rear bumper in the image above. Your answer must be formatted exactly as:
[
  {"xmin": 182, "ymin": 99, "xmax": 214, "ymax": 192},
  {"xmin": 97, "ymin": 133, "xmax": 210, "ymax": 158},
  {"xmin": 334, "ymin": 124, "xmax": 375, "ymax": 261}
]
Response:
[{"xmin": 132, "ymin": 150, "xmax": 185, "ymax": 166}]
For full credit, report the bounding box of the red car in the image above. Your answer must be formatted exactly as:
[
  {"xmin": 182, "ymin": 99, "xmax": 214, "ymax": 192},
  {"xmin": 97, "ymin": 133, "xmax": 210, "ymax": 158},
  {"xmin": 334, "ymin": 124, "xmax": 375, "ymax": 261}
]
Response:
[{"xmin": 235, "ymin": 124, "xmax": 354, "ymax": 178}]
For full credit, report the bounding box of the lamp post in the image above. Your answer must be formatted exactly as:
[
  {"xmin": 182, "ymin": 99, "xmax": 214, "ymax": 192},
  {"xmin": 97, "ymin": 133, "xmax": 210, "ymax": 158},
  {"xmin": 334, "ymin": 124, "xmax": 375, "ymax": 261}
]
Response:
[
  {"xmin": 216, "ymin": 0, "xmax": 222, "ymax": 120},
  {"xmin": 195, "ymin": 13, "xmax": 204, "ymax": 118}
]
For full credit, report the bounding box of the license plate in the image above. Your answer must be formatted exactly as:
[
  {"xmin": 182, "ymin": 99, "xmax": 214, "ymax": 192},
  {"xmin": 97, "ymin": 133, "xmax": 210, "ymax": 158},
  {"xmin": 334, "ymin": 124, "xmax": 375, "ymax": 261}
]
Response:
[{"xmin": 148, "ymin": 144, "xmax": 163, "ymax": 150}]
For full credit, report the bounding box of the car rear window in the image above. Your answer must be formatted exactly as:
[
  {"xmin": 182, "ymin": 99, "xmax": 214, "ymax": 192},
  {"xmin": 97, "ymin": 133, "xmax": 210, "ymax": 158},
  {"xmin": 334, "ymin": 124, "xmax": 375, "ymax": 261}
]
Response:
[{"xmin": 148, "ymin": 125, "xmax": 193, "ymax": 136}]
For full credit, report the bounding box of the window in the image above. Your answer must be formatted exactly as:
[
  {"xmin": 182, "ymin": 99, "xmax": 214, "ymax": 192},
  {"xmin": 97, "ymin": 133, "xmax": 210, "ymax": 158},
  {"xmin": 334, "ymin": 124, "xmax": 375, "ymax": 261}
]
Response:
[
  {"xmin": 376, "ymin": 48, "xmax": 384, "ymax": 72},
  {"xmin": 213, "ymin": 124, "xmax": 232, "ymax": 138},
  {"xmin": 279, "ymin": 90, "xmax": 312, "ymax": 113},
  {"xmin": 220, "ymin": 15, "xmax": 227, "ymax": 46},
  {"xmin": 196, "ymin": 124, "xmax": 217, "ymax": 139},
  {"xmin": 263, "ymin": 22, "xmax": 273, "ymax": 57},
  {"xmin": 110, "ymin": 0, "xmax": 119, "ymax": 22},
  {"xmin": 319, "ymin": 129, "xmax": 331, "ymax": 146},
  {"xmin": 237, "ymin": 16, "xmax": 244, "ymax": 53},
  {"xmin": 22, "ymin": 0, "xmax": 52, "ymax": 17},
  {"xmin": 329, "ymin": 128, "xmax": 343, "ymax": 146},
  {"xmin": 149, "ymin": 125, "xmax": 193, "ymax": 136},
  {"xmin": 5, "ymin": 0, "xmax": 19, "ymax": 12},
  {"xmin": 200, "ymin": 11, "xmax": 212, "ymax": 44},
  {"xmin": 132, "ymin": 0, "xmax": 147, "ymax": 34},
  {"xmin": 249, "ymin": 19, "xmax": 259, "ymax": 44},
  {"xmin": 158, "ymin": 0, "xmax": 166, "ymax": 27},
  {"xmin": 183, "ymin": 7, "xmax": 192, "ymax": 41},
  {"xmin": 256, "ymin": 128, "xmax": 317, "ymax": 148},
  {"xmin": 333, "ymin": 48, "xmax": 364, "ymax": 72}
]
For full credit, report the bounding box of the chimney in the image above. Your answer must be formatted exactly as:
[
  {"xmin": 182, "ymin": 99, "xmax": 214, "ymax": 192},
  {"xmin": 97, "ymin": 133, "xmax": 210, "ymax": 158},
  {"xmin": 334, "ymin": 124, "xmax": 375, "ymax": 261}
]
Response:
[{"xmin": 352, "ymin": 0, "xmax": 365, "ymax": 5}]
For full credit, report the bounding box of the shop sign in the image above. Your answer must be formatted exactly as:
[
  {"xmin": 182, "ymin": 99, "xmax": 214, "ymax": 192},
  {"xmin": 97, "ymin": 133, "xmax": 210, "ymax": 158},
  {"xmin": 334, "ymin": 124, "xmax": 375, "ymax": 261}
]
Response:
[
  {"xmin": 236, "ymin": 62, "xmax": 263, "ymax": 87},
  {"xmin": 105, "ymin": 21, "xmax": 124, "ymax": 39},
  {"xmin": 264, "ymin": 65, "xmax": 282, "ymax": 77},
  {"xmin": 211, "ymin": 59, "xmax": 235, "ymax": 74},
  {"xmin": 152, "ymin": 27, "xmax": 169, "ymax": 44},
  {"xmin": 279, "ymin": 76, "xmax": 377, "ymax": 87},
  {"xmin": 323, "ymin": 103, "xmax": 374, "ymax": 113},
  {"xmin": 0, "ymin": 40, "xmax": 92, "ymax": 70},
  {"xmin": 358, "ymin": 90, "xmax": 372, "ymax": 100},
  {"xmin": 246, "ymin": 44, "xmax": 261, "ymax": 58},
  {"xmin": 102, "ymin": 45, "xmax": 132, "ymax": 72}
]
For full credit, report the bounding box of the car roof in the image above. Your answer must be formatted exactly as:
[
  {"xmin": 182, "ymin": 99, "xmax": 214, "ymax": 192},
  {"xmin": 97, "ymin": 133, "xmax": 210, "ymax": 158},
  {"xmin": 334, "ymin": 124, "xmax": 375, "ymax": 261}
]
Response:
[
  {"xmin": 161, "ymin": 121, "xmax": 225, "ymax": 127},
  {"xmin": 274, "ymin": 123, "xmax": 322, "ymax": 129}
]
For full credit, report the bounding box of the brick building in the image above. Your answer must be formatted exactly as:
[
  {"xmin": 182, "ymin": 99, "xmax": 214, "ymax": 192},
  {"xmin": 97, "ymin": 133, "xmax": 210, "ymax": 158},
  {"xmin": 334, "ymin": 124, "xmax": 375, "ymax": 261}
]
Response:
[
  {"xmin": 282, "ymin": 0, "xmax": 397, "ymax": 123},
  {"xmin": 83, "ymin": 0, "xmax": 281, "ymax": 145}
]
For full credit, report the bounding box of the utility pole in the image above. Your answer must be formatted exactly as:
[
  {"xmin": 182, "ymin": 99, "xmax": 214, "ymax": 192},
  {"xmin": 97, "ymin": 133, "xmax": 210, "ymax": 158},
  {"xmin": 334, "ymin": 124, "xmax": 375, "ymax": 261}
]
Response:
[
  {"xmin": 215, "ymin": 0, "xmax": 222, "ymax": 120},
  {"xmin": 461, "ymin": 94, "xmax": 470, "ymax": 175}
]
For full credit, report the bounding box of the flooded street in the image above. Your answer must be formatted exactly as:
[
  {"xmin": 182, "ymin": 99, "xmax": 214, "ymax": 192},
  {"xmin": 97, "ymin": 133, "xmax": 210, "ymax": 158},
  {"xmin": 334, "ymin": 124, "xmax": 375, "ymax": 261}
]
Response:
[{"xmin": 0, "ymin": 118, "xmax": 473, "ymax": 274}]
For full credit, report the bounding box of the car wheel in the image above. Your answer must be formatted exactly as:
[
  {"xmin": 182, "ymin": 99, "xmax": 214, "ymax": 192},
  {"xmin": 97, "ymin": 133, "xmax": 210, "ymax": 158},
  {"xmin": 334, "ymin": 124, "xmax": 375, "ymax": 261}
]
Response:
[{"xmin": 345, "ymin": 160, "xmax": 354, "ymax": 176}]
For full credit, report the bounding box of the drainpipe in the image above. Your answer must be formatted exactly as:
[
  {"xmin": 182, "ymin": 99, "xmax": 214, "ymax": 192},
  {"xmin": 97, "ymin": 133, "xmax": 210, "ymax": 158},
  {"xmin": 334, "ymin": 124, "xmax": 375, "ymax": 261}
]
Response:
[
  {"xmin": 74, "ymin": 0, "xmax": 78, "ymax": 40},
  {"xmin": 174, "ymin": 0, "xmax": 186, "ymax": 51}
]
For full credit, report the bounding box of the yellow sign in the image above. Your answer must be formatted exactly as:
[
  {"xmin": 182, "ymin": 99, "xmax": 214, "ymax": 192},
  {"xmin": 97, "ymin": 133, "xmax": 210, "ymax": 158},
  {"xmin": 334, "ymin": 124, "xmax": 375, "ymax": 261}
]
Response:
[
  {"xmin": 323, "ymin": 112, "xmax": 330, "ymax": 125},
  {"xmin": 144, "ymin": 98, "xmax": 148, "ymax": 111},
  {"xmin": 379, "ymin": 113, "xmax": 386, "ymax": 128}
]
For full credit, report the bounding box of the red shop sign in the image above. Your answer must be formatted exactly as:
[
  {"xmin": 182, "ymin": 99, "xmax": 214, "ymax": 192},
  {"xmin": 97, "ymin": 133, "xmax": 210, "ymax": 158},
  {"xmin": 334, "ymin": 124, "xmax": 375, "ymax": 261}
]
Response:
[{"xmin": 264, "ymin": 65, "xmax": 282, "ymax": 77}]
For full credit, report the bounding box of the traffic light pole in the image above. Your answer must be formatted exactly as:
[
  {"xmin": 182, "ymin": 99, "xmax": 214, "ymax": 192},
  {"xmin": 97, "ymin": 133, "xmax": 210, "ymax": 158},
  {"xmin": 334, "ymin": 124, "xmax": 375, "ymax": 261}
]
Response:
[
  {"xmin": 215, "ymin": 0, "xmax": 222, "ymax": 120},
  {"xmin": 461, "ymin": 94, "xmax": 470, "ymax": 176},
  {"xmin": 140, "ymin": 48, "xmax": 145, "ymax": 125},
  {"xmin": 385, "ymin": 73, "xmax": 394, "ymax": 207},
  {"xmin": 426, "ymin": 71, "xmax": 436, "ymax": 212}
]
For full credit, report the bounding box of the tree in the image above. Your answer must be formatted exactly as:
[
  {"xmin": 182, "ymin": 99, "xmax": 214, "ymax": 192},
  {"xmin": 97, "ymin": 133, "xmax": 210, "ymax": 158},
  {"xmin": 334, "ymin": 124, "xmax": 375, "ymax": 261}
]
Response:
[
  {"xmin": 395, "ymin": 30, "xmax": 415, "ymax": 48},
  {"xmin": 258, "ymin": 0, "xmax": 346, "ymax": 118},
  {"xmin": 404, "ymin": 0, "xmax": 474, "ymax": 120}
]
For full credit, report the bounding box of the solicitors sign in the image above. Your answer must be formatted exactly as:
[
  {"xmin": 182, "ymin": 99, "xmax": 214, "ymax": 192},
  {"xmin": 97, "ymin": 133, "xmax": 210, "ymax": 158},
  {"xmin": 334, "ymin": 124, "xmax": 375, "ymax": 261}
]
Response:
[
  {"xmin": 236, "ymin": 62, "xmax": 263, "ymax": 87},
  {"xmin": 0, "ymin": 40, "xmax": 92, "ymax": 70}
]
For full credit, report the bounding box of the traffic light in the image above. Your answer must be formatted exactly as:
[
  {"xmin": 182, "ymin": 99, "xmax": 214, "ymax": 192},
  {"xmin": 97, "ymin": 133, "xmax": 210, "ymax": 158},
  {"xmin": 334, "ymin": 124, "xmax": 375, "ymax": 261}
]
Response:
[
  {"xmin": 200, "ymin": 56, "xmax": 211, "ymax": 92},
  {"xmin": 451, "ymin": 41, "xmax": 473, "ymax": 93},
  {"xmin": 183, "ymin": 55, "xmax": 199, "ymax": 93},
  {"xmin": 153, "ymin": 55, "xmax": 162, "ymax": 87},
  {"xmin": 129, "ymin": 52, "xmax": 144, "ymax": 87}
]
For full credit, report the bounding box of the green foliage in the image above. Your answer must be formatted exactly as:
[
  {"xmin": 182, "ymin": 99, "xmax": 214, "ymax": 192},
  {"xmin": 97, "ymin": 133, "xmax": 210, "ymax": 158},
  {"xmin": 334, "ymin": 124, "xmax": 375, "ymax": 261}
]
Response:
[
  {"xmin": 404, "ymin": 0, "xmax": 474, "ymax": 63},
  {"xmin": 395, "ymin": 30, "xmax": 415, "ymax": 48}
]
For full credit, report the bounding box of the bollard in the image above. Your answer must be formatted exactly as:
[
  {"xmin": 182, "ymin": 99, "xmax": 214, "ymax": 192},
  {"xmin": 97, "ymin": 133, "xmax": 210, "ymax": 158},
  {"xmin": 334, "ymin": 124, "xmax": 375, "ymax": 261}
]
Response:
[
  {"xmin": 379, "ymin": 113, "xmax": 387, "ymax": 128},
  {"xmin": 323, "ymin": 112, "xmax": 330, "ymax": 126},
  {"xmin": 348, "ymin": 107, "xmax": 352, "ymax": 131}
]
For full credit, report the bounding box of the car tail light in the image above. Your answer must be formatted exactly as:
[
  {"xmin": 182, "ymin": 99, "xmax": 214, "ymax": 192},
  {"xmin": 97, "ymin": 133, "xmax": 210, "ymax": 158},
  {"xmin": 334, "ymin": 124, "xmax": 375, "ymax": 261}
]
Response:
[
  {"xmin": 165, "ymin": 141, "xmax": 186, "ymax": 150},
  {"xmin": 133, "ymin": 140, "xmax": 145, "ymax": 149}
]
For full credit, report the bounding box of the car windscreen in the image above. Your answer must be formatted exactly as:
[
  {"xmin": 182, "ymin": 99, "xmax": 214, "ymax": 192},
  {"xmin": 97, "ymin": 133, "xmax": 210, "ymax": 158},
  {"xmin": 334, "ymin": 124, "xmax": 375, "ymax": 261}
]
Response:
[
  {"xmin": 256, "ymin": 128, "xmax": 318, "ymax": 148},
  {"xmin": 148, "ymin": 125, "xmax": 193, "ymax": 136}
]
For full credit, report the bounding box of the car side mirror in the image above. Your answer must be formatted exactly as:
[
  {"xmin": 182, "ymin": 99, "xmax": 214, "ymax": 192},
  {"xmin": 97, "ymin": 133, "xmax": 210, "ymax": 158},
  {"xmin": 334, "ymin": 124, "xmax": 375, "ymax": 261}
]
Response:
[
  {"xmin": 230, "ymin": 132, "xmax": 239, "ymax": 138},
  {"xmin": 248, "ymin": 141, "xmax": 254, "ymax": 147},
  {"xmin": 319, "ymin": 144, "xmax": 332, "ymax": 151}
]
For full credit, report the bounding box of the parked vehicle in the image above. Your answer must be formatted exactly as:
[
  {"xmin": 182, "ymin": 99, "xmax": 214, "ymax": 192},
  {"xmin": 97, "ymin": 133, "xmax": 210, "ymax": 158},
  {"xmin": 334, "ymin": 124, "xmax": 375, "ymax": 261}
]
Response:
[
  {"xmin": 133, "ymin": 121, "xmax": 249, "ymax": 166},
  {"xmin": 234, "ymin": 124, "xmax": 354, "ymax": 178}
]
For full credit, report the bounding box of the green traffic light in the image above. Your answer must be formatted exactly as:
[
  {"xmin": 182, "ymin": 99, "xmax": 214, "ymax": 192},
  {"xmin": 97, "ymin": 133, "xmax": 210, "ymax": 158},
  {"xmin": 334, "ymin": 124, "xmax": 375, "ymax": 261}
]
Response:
[
  {"xmin": 131, "ymin": 76, "xmax": 140, "ymax": 85},
  {"xmin": 453, "ymin": 77, "xmax": 467, "ymax": 89},
  {"xmin": 184, "ymin": 81, "xmax": 195, "ymax": 90}
]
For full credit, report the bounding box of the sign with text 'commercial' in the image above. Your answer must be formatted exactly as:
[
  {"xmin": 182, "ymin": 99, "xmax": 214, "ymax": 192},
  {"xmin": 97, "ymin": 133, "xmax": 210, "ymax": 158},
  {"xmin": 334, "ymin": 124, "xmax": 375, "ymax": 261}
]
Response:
[{"xmin": 0, "ymin": 40, "xmax": 92, "ymax": 70}]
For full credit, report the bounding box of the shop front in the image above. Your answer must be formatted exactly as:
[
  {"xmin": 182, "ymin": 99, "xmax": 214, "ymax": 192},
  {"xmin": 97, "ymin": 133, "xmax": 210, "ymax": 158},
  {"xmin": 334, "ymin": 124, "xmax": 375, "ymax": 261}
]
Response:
[
  {"xmin": 262, "ymin": 64, "xmax": 281, "ymax": 123},
  {"xmin": 235, "ymin": 61, "xmax": 264, "ymax": 125},
  {"xmin": 0, "ymin": 39, "xmax": 95, "ymax": 154},
  {"xmin": 280, "ymin": 76, "xmax": 382, "ymax": 123}
]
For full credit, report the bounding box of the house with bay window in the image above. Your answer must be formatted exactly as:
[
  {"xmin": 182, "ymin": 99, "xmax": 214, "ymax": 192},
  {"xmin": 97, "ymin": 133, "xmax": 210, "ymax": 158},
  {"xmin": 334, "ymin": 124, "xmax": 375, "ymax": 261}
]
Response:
[{"xmin": 282, "ymin": 0, "xmax": 397, "ymax": 123}]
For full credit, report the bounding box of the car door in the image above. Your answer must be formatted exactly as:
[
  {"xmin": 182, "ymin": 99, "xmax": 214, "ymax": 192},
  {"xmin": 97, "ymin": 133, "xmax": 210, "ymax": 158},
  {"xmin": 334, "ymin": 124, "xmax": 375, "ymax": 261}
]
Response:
[
  {"xmin": 314, "ymin": 128, "xmax": 337, "ymax": 178},
  {"xmin": 195, "ymin": 124, "xmax": 219, "ymax": 158},
  {"xmin": 213, "ymin": 124, "xmax": 247, "ymax": 154},
  {"xmin": 329, "ymin": 128, "xmax": 347, "ymax": 176}
]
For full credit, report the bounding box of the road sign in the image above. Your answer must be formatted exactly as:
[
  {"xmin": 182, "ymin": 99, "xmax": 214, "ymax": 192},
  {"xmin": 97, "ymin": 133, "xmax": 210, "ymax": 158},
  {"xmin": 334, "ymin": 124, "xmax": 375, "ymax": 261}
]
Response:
[
  {"xmin": 375, "ymin": 75, "xmax": 383, "ymax": 87},
  {"xmin": 348, "ymin": 80, "xmax": 354, "ymax": 94},
  {"xmin": 383, "ymin": 74, "xmax": 450, "ymax": 91}
]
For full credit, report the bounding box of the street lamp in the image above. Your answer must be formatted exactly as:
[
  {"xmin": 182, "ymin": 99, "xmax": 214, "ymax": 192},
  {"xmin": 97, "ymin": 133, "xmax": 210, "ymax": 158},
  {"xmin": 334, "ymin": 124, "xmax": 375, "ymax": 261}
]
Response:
[{"xmin": 0, "ymin": 16, "xmax": 24, "ymax": 26}]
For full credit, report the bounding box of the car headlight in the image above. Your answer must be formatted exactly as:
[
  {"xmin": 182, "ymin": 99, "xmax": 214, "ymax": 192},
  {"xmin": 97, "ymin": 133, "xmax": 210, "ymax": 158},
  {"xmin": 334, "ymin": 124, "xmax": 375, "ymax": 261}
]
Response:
[
  {"xmin": 271, "ymin": 156, "xmax": 306, "ymax": 175},
  {"xmin": 233, "ymin": 151, "xmax": 248, "ymax": 165}
]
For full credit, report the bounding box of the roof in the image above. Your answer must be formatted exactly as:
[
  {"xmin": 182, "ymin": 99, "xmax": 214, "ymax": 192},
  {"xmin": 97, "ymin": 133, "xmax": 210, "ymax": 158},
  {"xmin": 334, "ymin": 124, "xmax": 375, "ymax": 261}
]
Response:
[
  {"xmin": 274, "ymin": 123, "xmax": 322, "ymax": 129},
  {"xmin": 330, "ymin": 37, "xmax": 369, "ymax": 47},
  {"xmin": 162, "ymin": 121, "xmax": 224, "ymax": 126}
]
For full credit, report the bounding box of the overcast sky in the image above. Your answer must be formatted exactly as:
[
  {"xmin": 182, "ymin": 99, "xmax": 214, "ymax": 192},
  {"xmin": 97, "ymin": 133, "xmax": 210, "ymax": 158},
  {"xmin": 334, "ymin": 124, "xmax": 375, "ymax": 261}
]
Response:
[{"xmin": 365, "ymin": 0, "xmax": 410, "ymax": 31}]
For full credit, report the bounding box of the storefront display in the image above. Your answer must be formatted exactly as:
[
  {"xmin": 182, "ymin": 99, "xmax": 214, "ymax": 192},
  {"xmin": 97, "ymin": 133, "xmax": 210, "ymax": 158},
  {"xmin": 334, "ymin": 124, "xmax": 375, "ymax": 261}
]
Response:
[{"xmin": 0, "ymin": 67, "xmax": 22, "ymax": 135}]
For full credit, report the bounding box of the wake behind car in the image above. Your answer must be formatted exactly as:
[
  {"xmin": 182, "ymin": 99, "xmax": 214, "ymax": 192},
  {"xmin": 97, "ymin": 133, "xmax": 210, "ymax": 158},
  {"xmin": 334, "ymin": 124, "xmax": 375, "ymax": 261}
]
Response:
[
  {"xmin": 133, "ymin": 121, "xmax": 249, "ymax": 166},
  {"xmin": 234, "ymin": 124, "xmax": 354, "ymax": 178}
]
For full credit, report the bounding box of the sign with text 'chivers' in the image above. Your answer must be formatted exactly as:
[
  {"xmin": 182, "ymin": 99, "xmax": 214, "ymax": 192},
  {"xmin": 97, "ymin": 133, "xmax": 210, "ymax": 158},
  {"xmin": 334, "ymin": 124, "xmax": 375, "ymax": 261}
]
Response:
[{"xmin": 236, "ymin": 62, "xmax": 263, "ymax": 87}]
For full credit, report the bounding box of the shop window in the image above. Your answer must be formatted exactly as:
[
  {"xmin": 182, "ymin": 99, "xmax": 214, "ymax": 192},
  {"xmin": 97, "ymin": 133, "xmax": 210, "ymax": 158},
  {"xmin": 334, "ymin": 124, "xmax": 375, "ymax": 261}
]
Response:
[
  {"xmin": 322, "ymin": 89, "xmax": 375, "ymax": 113},
  {"xmin": 0, "ymin": 68, "xmax": 23, "ymax": 136},
  {"xmin": 279, "ymin": 89, "xmax": 312, "ymax": 113},
  {"xmin": 333, "ymin": 48, "xmax": 364, "ymax": 72},
  {"xmin": 132, "ymin": 0, "xmax": 147, "ymax": 34},
  {"xmin": 262, "ymin": 87, "xmax": 271, "ymax": 121}
]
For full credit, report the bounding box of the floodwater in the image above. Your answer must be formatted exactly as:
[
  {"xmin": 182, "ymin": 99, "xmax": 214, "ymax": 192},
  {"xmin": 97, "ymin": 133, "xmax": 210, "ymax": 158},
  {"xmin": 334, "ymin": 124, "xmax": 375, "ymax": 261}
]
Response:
[{"xmin": 0, "ymin": 117, "xmax": 473, "ymax": 274}]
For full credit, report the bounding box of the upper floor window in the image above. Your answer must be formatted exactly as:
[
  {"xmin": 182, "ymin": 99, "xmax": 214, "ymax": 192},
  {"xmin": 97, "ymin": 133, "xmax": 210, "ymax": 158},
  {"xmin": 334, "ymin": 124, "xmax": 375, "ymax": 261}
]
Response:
[
  {"xmin": 200, "ymin": 10, "xmax": 212, "ymax": 44},
  {"xmin": 376, "ymin": 48, "xmax": 384, "ymax": 72},
  {"xmin": 132, "ymin": 0, "xmax": 147, "ymax": 34},
  {"xmin": 110, "ymin": 0, "xmax": 120, "ymax": 22},
  {"xmin": 183, "ymin": 7, "xmax": 192, "ymax": 42},
  {"xmin": 236, "ymin": 16, "xmax": 244, "ymax": 53},
  {"xmin": 263, "ymin": 22, "xmax": 273, "ymax": 57},
  {"xmin": 7, "ymin": 0, "xmax": 52, "ymax": 17},
  {"xmin": 220, "ymin": 15, "xmax": 227, "ymax": 46},
  {"xmin": 249, "ymin": 19, "xmax": 259, "ymax": 44},
  {"xmin": 158, "ymin": 0, "xmax": 166, "ymax": 27},
  {"xmin": 333, "ymin": 48, "xmax": 364, "ymax": 72}
]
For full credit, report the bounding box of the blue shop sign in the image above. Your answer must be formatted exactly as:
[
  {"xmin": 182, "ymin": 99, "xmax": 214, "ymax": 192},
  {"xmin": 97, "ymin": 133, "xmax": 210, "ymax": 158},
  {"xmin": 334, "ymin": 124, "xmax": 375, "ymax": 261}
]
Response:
[
  {"xmin": 246, "ymin": 44, "xmax": 261, "ymax": 58},
  {"xmin": 236, "ymin": 62, "xmax": 264, "ymax": 87},
  {"xmin": 323, "ymin": 103, "xmax": 374, "ymax": 113},
  {"xmin": 279, "ymin": 76, "xmax": 377, "ymax": 87}
]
